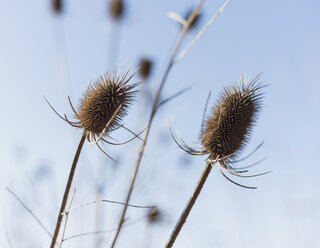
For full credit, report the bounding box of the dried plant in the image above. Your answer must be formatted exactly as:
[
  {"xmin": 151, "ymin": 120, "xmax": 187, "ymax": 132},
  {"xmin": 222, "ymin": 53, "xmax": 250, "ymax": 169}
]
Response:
[
  {"xmin": 138, "ymin": 58, "xmax": 153, "ymax": 79},
  {"xmin": 109, "ymin": 3, "xmax": 205, "ymax": 247},
  {"xmin": 147, "ymin": 206, "xmax": 162, "ymax": 224},
  {"xmin": 71, "ymin": 70, "xmax": 138, "ymax": 143},
  {"xmin": 184, "ymin": 8, "xmax": 201, "ymax": 30},
  {"xmin": 165, "ymin": 74, "xmax": 266, "ymax": 248},
  {"xmin": 47, "ymin": 69, "xmax": 139, "ymax": 248},
  {"xmin": 52, "ymin": 0, "xmax": 62, "ymax": 14},
  {"xmin": 109, "ymin": 0, "xmax": 124, "ymax": 21}
]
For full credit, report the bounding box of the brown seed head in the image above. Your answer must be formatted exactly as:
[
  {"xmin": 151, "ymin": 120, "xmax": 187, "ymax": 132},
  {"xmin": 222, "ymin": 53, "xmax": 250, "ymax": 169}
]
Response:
[
  {"xmin": 77, "ymin": 70, "xmax": 138, "ymax": 140},
  {"xmin": 201, "ymin": 75, "xmax": 263, "ymax": 160},
  {"xmin": 52, "ymin": 0, "xmax": 62, "ymax": 14},
  {"xmin": 147, "ymin": 207, "xmax": 161, "ymax": 224},
  {"xmin": 138, "ymin": 58, "xmax": 153, "ymax": 79},
  {"xmin": 109, "ymin": 0, "xmax": 124, "ymax": 20}
]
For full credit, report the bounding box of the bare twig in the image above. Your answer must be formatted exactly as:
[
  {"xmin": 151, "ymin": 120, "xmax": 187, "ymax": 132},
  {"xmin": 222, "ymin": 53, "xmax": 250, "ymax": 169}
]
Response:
[
  {"xmin": 165, "ymin": 159, "xmax": 215, "ymax": 248},
  {"xmin": 156, "ymin": 87, "xmax": 192, "ymax": 110},
  {"xmin": 175, "ymin": 0, "xmax": 231, "ymax": 62},
  {"xmin": 62, "ymin": 200, "xmax": 155, "ymax": 215},
  {"xmin": 59, "ymin": 188, "xmax": 76, "ymax": 248},
  {"xmin": 64, "ymin": 215, "xmax": 147, "ymax": 242},
  {"xmin": 109, "ymin": 2, "xmax": 204, "ymax": 247},
  {"xmin": 5, "ymin": 187, "xmax": 52, "ymax": 238},
  {"xmin": 50, "ymin": 134, "xmax": 86, "ymax": 248}
]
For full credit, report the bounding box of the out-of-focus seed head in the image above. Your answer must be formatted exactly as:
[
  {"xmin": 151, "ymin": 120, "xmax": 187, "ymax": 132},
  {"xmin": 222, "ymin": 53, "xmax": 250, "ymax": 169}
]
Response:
[
  {"xmin": 77, "ymin": 70, "xmax": 138, "ymax": 141},
  {"xmin": 138, "ymin": 58, "xmax": 153, "ymax": 79},
  {"xmin": 109, "ymin": 0, "xmax": 124, "ymax": 21},
  {"xmin": 147, "ymin": 207, "xmax": 161, "ymax": 224},
  {"xmin": 52, "ymin": 0, "xmax": 62, "ymax": 14},
  {"xmin": 201, "ymin": 75, "xmax": 263, "ymax": 160}
]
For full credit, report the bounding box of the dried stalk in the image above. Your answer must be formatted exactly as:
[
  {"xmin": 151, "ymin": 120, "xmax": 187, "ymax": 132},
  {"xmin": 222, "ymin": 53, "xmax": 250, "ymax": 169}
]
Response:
[
  {"xmin": 58, "ymin": 188, "xmax": 76, "ymax": 248},
  {"xmin": 109, "ymin": 2, "xmax": 204, "ymax": 247},
  {"xmin": 175, "ymin": 0, "xmax": 231, "ymax": 62},
  {"xmin": 62, "ymin": 200, "xmax": 155, "ymax": 215},
  {"xmin": 165, "ymin": 160, "xmax": 214, "ymax": 248},
  {"xmin": 50, "ymin": 134, "xmax": 86, "ymax": 248}
]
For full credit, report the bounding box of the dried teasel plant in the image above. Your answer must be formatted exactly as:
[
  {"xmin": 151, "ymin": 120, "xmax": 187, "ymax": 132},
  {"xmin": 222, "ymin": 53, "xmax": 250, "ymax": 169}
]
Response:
[
  {"xmin": 46, "ymin": 69, "xmax": 142, "ymax": 159},
  {"xmin": 46, "ymin": 68, "xmax": 140, "ymax": 248},
  {"xmin": 52, "ymin": 0, "xmax": 62, "ymax": 14},
  {"xmin": 171, "ymin": 74, "xmax": 268, "ymax": 188},
  {"xmin": 147, "ymin": 206, "xmax": 162, "ymax": 224},
  {"xmin": 138, "ymin": 58, "xmax": 153, "ymax": 79},
  {"xmin": 165, "ymin": 74, "xmax": 268, "ymax": 248},
  {"xmin": 110, "ymin": 1, "xmax": 233, "ymax": 246},
  {"xmin": 109, "ymin": 0, "xmax": 124, "ymax": 21}
]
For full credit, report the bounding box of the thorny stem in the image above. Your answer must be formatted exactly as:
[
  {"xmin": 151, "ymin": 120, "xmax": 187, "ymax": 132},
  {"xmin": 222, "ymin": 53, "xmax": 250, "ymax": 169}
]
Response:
[
  {"xmin": 165, "ymin": 159, "xmax": 214, "ymax": 248},
  {"xmin": 50, "ymin": 134, "xmax": 86, "ymax": 248},
  {"xmin": 109, "ymin": 2, "xmax": 204, "ymax": 247}
]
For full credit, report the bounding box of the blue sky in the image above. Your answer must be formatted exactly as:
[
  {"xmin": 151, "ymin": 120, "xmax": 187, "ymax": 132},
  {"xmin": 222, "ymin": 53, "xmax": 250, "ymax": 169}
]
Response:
[{"xmin": 0, "ymin": 0, "xmax": 319, "ymax": 247}]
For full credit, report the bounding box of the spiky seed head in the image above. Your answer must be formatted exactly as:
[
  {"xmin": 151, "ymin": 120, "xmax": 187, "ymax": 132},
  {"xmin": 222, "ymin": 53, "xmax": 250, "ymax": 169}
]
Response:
[
  {"xmin": 201, "ymin": 75, "xmax": 263, "ymax": 160},
  {"xmin": 138, "ymin": 58, "xmax": 153, "ymax": 79},
  {"xmin": 77, "ymin": 70, "xmax": 138, "ymax": 140},
  {"xmin": 109, "ymin": 0, "xmax": 124, "ymax": 20},
  {"xmin": 52, "ymin": 0, "xmax": 62, "ymax": 14}
]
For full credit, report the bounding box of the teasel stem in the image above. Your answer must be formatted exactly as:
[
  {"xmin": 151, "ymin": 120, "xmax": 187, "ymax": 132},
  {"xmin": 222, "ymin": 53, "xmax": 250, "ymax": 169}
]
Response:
[
  {"xmin": 165, "ymin": 159, "xmax": 214, "ymax": 248},
  {"xmin": 109, "ymin": 2, "xmax": 204, "ymax": 247},
  {"xmin": 50, "ymin": 134, "xmax": 86, "ymax": 248}
]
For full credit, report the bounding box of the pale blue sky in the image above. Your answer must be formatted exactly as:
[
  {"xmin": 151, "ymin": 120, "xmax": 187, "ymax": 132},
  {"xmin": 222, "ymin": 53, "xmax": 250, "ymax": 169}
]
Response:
[{"xmin": 0, "ymin": 0, "xmax": 319, "ymax": 247}]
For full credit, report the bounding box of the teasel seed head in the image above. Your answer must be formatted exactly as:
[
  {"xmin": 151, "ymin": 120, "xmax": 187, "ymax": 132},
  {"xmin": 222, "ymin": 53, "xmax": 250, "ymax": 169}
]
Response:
[
  {"xmin": 52, "ymin": 0, "xmax": 62, "ymax": 14},
  {"xmin": 169, "ymin": 74, "xmax": 266, "ymax": 189},
  {"xmin": 201, "ymin": 75, "xmax": 263, "ymax": 160},
  {"xmin": 138, "ymin": 58, "xmax": 153, "ymax": 79},
  {"xmin": 109, "ymin": 0, "xmax": 124, "ymax": 21},
  {"xmin": 76, "ymin": 70, "xmax": 138, "ymax": 141},
  {"xmin": 147, "ymin": 207, "xmax": 161, "ymax": 224}
]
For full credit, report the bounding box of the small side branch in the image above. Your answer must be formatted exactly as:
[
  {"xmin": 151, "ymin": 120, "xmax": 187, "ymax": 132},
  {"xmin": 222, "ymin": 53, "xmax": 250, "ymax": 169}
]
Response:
[{"xmin": 62, "ymin": 200, "xmax": 155, "ymax": 215}]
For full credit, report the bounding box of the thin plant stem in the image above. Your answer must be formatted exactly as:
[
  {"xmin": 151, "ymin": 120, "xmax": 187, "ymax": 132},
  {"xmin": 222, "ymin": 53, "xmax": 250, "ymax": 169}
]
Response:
[
  {"xmin": 62, "ymin": 200, "xmax": 155, "ymax": 215},
  {"xmin": 5, "ymin": 187, "xmax": 52, "ymax": 238},
  {"xmin": 50, "ymin": 133, "xmax": 86, "ymax": 248},
  {"xmin": 109, "ymin": 2, "xmax": 204, "ymax": 247},
  {"xmin": 165, "ymin": 159, "xmax": 214, "ymax": 248},
  {"xmin": 175, "ymin": 0, "xmax": 231, "ymax": 62},
  {"xmin": 58, "ymin": 188, "xmax": 76, "ymax": 248}
]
